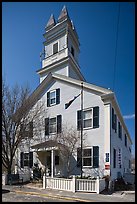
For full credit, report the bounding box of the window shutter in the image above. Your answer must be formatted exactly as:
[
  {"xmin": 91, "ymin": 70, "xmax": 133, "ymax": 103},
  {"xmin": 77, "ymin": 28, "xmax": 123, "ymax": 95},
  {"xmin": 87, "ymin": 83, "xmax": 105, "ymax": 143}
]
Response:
[
  {"xmin": 45, "ymin": 118, "xmax": 49, "ymax": 135},
  {"xmin": 53, "ymin": 42, "xmax": 58, "ymax": 54},
  {"xmin": 112, "ymin": 108, "xmax": 115, "ymax": 129},
  {"xmin": 29, "ymin": 152, "xmax": 33, "ymax": 168},
  {"xmin": 121, "ymin": 125, "xmax": 122, "ymax": 140},
  {"xmin": 93, "ymin": 146, "xmax": 99, "ymax": 168},
  {"xmin": 113, "ymin": 148, "xmax": 116, "ymax": 168},
  {"xmin": 77, "ymin": 148, "xmax": 82, "ymax": 167},
  {"xmin": 47, "ymin": 92, "xmax": 50, "ymax": 107},
  {"xmin": 57, "ymin": 115, "xmax": 62, "ymax": 133},
  {"xmin": 93, "ymin": 107, "xmax": 99, "ymax": 128},
  {"xmin": 77, "ymin": 110, "xmax": 82, "ymax": 130},
  {"xmin": 114, "ymin": 114, "xmax": 117, "ymax": 132},
  {"xmin": 20, "ymin": 152, "xmax": 24, "ymax": 168},
  {"xmin": 56, "ymin": 88, "xmax": 60, "ymax": 104}
]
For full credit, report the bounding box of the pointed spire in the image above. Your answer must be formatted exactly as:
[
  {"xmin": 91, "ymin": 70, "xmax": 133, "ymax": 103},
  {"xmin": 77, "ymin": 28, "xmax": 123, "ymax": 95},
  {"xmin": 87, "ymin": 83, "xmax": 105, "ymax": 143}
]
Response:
[
  {"xmin": 46, "ymin": 14, "xmax": 56, "ymax": 31},
  {"xmin": 71, "ymin": 20, "xmax": 75, "ymax": 30},
  {"xmin": 58, "ymin": 5, "xmax": 70, "ymax": 23}
]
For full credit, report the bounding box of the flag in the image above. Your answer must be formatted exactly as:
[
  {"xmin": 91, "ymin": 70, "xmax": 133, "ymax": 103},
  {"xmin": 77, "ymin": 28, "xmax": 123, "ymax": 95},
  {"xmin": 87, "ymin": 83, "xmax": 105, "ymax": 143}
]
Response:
[{"xmin": 65, "ymin": 93, "xmax": 81, "ymax": 109}]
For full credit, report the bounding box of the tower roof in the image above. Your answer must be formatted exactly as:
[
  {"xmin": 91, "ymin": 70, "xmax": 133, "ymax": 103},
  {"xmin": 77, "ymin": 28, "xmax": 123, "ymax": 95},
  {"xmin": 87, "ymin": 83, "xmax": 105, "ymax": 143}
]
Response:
[
  {"xmin": 58, "ymin": 5, "xmax": 70, "ymax": 23},
  {"xmin": 46, "ymin": 14, "xmax": 56, "ymax": 31}
]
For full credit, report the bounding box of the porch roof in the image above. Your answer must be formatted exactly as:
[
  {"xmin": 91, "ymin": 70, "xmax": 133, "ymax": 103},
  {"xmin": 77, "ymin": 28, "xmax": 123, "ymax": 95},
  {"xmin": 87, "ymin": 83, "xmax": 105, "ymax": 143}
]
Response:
[{"xmin": 31, "ymin": 140, "xmax": 66, "ymax": 151}]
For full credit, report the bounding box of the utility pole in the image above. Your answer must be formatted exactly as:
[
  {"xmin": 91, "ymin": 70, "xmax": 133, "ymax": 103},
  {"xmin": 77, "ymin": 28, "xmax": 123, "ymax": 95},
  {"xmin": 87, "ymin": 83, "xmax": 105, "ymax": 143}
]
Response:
[{"xmin": 80, "ymin": 82, "xmax": 83, "ymax": 179}]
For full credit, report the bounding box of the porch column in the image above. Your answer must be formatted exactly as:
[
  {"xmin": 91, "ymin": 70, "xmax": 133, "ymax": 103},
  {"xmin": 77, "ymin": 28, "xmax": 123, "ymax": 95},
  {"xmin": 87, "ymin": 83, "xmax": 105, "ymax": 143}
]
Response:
[{"xmin": 51, "ymin": 149, "xmax": 54, "ymax": 178}]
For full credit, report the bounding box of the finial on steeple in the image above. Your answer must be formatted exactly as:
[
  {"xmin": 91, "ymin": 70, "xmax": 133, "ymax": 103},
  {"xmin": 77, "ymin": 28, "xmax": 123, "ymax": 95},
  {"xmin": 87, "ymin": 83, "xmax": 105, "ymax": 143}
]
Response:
[
  {"xmin": 58, "ymin": 5, "xmax": 70, "ymax": 23},
  {"xmin": 46, "ymin": 14, "xmax": 56, "ymax": 31}
]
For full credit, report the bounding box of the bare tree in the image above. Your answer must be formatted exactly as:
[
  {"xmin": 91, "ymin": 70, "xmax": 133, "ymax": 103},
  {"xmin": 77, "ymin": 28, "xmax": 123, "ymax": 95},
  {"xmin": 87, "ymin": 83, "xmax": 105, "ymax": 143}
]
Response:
[
  {"xmin": 2, "ymin": 79, "xmax": 46, "ymax": 174},
  {"xmin": 55, "ymin": 125, "xmax": 86, "ymax": 178}
]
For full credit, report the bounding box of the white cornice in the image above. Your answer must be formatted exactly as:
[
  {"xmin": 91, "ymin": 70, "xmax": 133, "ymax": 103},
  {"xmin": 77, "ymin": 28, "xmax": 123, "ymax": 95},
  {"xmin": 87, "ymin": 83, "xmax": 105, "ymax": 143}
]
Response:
[{"xmin": 36, "ymin": 56, "xmax": 85, "ymax": 81}]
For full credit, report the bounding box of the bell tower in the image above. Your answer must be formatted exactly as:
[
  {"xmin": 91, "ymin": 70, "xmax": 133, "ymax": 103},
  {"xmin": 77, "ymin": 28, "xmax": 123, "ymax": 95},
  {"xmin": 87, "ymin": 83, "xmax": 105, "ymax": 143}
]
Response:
[{"xmin": 37, "ymin": 6, "xmax": 85, "ymax": 83}]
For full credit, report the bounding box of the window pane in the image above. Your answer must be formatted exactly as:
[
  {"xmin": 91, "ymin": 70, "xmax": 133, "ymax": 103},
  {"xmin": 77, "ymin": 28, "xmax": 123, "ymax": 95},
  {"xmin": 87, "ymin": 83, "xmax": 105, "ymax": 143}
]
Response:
[
  {"xmin": 50, "ymin": 124, "xmax": 56, "ymax": 133},
  {"xmin": 50, "ymin": 91, "xmax": 56, "ymax": 98},
  {"xmin": 50, "ymin": 98, "xmax": 55, "ymax": 104},
  {"xmin": 84, "ymin": 119, "xmax": 92, "ymax": 128},
  {"xmin": 83, "ymin": 158, "xmax": 91, "ymax": 166},
  {"xmin": 50, "ymin": 118, "xmax": 56, "ymax": 124},
  {"xmin": 83, "ymin": 149, "xmax": 91, "ymax": 157},
  {"xmin": 83, "ymin": 110, "xmax": 92, "ymax": 119}
]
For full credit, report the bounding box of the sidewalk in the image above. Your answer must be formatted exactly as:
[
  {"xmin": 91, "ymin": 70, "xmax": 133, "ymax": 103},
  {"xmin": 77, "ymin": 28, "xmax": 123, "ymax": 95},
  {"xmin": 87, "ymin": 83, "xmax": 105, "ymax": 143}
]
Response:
[{"xmin": 2, "ymin": 183, "xmax": 135, "ymax": 202}]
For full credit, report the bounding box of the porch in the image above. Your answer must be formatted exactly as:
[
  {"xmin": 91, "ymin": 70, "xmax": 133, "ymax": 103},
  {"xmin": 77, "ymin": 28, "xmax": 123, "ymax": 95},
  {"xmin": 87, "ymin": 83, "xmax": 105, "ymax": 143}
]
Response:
[{"xmin": 31, "ymin": 140, "xmax": 66, "ymax": 178}]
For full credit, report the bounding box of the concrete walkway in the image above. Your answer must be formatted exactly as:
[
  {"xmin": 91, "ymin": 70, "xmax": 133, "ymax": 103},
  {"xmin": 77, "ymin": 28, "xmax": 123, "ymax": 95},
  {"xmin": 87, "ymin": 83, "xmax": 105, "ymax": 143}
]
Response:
[{"xmin": 2, "ymin": 183, "xmax": 135, "ymax": 202}]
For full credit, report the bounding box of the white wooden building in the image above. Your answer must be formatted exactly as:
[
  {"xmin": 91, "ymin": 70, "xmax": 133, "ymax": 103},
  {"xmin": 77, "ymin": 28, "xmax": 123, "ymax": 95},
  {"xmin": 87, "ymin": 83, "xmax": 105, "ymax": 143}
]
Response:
[{"xmin": 15, "ymin": 6, "xmax": 132, "ymax": 182}]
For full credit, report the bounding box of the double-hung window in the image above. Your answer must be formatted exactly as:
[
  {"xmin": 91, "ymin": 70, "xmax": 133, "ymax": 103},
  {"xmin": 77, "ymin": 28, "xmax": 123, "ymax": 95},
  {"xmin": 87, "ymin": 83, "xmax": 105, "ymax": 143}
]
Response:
[
  {"xmin": 77, "ymin": 146, "xmax": 99, "ymax": 168},
  {"xmin": 20, "ymin": 152, "xmax": 33, "ymax": 168},
  {"xmin": 47, "ymin": 89, "xmax": 60, "ymax": 107},
  {"xmin": 50, "ymin": 90, "xmax": 56, "ymax": 105},
  {"xmin": 83, "ymin": 148, "xmax": 92, "ymax": 166},
  {"xmin": 45, "ymin": 115, "xmax": 62, "ymax": 136},
  {"xmin": 77, "ymin": 106, "xmax": 99, "ymax": 130},
  {"xmin": 24, "ymin": 153, "xmax": 29, "ymax": 166},
  {"xmin": 49, "ymin": 117, "xmax": 56, "ymax": 134},
  {"xmin": 83, "ymin": 109, "xmax": 93, "ymax": 128}
]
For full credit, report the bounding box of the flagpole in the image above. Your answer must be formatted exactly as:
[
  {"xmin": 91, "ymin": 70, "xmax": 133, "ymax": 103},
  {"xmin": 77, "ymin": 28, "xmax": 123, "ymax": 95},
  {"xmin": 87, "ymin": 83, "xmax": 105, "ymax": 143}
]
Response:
[{"xmin": 80, "ymin": 82, "xmax": 83, "ymax": 179}]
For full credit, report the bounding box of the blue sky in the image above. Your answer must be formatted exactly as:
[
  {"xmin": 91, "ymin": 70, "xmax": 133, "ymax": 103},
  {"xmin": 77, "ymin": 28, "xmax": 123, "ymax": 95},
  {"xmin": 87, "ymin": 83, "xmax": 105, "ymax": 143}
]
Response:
[{"xmin": 2, "ymin": 2, "xmax": 135, "ymax": 155}]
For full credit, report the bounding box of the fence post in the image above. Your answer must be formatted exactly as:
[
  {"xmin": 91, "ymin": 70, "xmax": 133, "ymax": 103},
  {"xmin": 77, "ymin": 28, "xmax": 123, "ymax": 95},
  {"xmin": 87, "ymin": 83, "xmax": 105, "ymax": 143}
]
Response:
[
  {"xmin": 72, "ymin": 175, "xmax": 76, "ymax": 193},
  {"xmin": 96, "ymin": 176, "xmax": 100, "ymax": 194},
  {"xmin": 2, "ymin": 174, "xmax": 7, "ymax": 185},
  {"xmin": 43, "ymin": 173, "xmax": 46, "ymax": 189}
]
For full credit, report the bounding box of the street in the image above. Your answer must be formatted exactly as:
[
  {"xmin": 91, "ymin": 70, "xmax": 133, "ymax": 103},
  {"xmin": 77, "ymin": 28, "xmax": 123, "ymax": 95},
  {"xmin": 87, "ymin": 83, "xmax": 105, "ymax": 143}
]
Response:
[
  {"xmin": 2, "ymin": 189, "xmax": 76, "ymax": 202},
  {"xmin": 2, "ymin": 185, "xmax": 135, "ymax": 202}
]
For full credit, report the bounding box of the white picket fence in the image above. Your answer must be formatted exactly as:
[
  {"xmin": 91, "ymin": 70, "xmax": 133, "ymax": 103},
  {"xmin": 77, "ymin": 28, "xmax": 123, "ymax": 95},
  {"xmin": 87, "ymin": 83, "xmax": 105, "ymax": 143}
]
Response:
[{"xmin": 43, "ymin": 175, "xmax": 105, "ymax": 194}]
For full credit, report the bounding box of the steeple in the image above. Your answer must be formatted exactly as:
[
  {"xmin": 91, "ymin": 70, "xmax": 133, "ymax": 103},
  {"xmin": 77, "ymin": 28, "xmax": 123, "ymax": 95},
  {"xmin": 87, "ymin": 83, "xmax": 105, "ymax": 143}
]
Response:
[
  {"xmin": 46, "ymin": 14, "xmax": 56, "ymax": 31},
  {"xmin": 37, "ymin": 6, "xmax": 85, "ymax": 83},
  {"xmin": 58, "ymin": 5, "xmax": 70, "ymax": 23}
]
